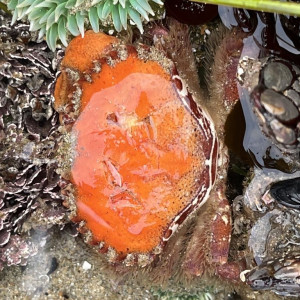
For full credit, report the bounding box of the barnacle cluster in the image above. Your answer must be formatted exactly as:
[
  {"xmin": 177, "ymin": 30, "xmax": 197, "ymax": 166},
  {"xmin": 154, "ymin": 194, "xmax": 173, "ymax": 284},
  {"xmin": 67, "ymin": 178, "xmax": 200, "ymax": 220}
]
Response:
[
  {"xmin": 0, "ymin": 11, "xmax": 70, "ymax": 269},
  {"xmin": 6, "ymin": 0, "xmax": 164, "ymax": 51}
]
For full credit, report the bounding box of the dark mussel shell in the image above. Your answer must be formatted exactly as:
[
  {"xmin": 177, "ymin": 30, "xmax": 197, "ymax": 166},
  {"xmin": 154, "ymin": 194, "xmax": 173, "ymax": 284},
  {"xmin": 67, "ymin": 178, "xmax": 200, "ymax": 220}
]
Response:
[{"xmin": 270, "ymin": 177, "xmax": 300, "ymax": 209}]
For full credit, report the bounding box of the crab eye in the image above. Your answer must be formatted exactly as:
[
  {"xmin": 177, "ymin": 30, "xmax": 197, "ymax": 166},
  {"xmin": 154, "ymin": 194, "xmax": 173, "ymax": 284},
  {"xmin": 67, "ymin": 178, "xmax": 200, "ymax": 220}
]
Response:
[{"xmin": 270, "ymin": 177, "xmax": 300, "ymax": 210}]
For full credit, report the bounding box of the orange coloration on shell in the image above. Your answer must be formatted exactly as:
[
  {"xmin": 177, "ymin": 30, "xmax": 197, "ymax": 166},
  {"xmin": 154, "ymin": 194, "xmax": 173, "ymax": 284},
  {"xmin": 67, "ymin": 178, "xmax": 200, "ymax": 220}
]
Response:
[
  {"xmin": 79, "ymin": 53, "xmax": 171, "ymax": 111},
  {"xmin": 62, "ymin": 31, "xmax": 117, "ymax": 72},
  {"xmin": 54, "ymin": 32, "xmax": 117, "ymax": 111},
  {"xmin": 55, "ymin": 32, "xmax": 213, "ymax": 256}
]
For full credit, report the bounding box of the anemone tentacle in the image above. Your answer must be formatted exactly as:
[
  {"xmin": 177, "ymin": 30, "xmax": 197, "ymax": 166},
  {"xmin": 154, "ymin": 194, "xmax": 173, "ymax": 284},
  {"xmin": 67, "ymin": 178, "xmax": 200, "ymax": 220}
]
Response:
[{"xmin": 6, "ymin": 0, "xmax": 164, "ymax": 51}]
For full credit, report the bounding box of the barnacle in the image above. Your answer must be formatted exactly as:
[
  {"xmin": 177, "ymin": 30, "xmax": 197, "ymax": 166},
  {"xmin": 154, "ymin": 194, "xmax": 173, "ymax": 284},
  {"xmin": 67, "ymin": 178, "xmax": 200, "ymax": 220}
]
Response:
[{"xmin": 6, "ymin": 0, "xmax": 164, "ymax": 51}]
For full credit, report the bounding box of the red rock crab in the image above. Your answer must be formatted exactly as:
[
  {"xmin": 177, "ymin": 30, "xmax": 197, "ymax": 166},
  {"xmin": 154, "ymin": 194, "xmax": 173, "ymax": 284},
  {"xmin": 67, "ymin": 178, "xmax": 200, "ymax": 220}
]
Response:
[{"xmin": 54, "ymin": 22, "xmax": 246, "ymax": 282}]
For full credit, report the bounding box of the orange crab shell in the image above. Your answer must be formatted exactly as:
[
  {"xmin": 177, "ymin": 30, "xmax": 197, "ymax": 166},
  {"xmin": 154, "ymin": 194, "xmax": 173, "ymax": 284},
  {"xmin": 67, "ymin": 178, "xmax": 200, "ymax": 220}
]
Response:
[{"xmin": 54, "ymin": 31, "xmax": 218, "ymax": 264}]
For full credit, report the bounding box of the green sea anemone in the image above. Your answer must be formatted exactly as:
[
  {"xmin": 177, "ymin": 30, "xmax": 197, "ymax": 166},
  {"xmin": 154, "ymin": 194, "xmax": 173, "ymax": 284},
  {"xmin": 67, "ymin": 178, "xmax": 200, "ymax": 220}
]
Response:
[{"xmin": 6, "ymin": 0, "xmax": 164, "ymax": 51}]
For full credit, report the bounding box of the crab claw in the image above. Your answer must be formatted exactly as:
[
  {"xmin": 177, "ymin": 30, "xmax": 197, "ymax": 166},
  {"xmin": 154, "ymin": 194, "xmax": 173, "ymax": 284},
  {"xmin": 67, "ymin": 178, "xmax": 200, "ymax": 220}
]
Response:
[{"xmin": 244, "ymin": 255, "xmax": 300, "ymax": 297}]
